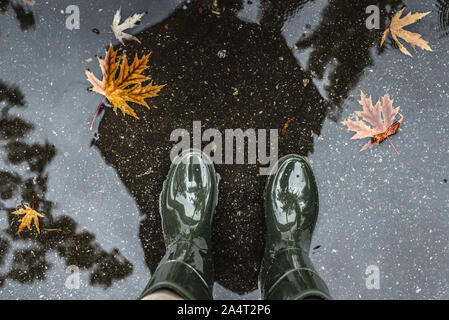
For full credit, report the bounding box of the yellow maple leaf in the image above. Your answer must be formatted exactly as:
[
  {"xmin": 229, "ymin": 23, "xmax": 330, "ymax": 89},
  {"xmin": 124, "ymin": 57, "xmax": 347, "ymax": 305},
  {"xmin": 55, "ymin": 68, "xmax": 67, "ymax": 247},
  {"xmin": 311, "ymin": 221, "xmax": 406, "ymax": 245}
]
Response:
[
  {"xmin": 85, "ymin": 44, "xmax": 165, "ymax": 119},
  {"xmin": 380, "ymin": 7, "xmax": 432, "ymax": 57},
  {"xmin": 11, "ymin": 203, "xmax": 45, "ymax": 235}
]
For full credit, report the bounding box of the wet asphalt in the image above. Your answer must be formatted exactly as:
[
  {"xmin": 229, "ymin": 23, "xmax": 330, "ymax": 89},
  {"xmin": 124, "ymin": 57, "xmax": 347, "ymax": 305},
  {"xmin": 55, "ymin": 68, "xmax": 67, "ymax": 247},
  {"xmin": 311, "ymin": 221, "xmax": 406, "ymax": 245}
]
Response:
[{"xmin": 0, "ymin": 0, "xmax": 448, "ymax": 299}]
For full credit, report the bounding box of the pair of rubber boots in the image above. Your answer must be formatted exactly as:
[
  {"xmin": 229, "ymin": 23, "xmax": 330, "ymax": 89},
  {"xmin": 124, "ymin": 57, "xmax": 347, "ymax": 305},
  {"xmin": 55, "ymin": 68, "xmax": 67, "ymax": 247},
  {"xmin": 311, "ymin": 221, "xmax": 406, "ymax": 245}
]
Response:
[{"xmin": 140, "ymin": 149, "xmax": 331, "ymax": 300}]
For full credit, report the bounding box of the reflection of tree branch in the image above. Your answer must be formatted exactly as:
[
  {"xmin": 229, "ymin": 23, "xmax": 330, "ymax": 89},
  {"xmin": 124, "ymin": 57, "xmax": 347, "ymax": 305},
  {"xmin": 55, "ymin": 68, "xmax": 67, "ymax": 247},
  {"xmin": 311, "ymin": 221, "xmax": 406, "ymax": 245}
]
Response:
[
  {"xmin": 261, "ymin": 0, "xmax": 315, "ymax": 33},
  {"xmin": 437, "ymin": 0, "xmax": 449, "ymax": 37},
  {"xmin": 0, "ymin": 117, "xmax": 33, "ymax": 141},
  {"xmin": 7, "ymin": 249, "xmax": 50, "ymax": 283},
  {"xmin": 0, "ymin": 1, "xmax": 35, "ymax": 35},
  {"xmin": 0, "ymin": 172, "xmax": 21, "ymax": 200},
  {"xmin": 0, "ymin": 237, "xmax": 6, "ymax": 288},
  {"xmin": 0, "ymin": 0, "xmax": 9, "ymax": 13},
  {"xmin": 11, "ymin": 3, "xmax": 35, "ymax": 31},
  {"xmin": 5, "ymin": 141, "xmax": 56, "ymax": 175},
  {"xmin": 0, "ymin": 80, "xmax": 25, "ymax": 115},
  {"xmin": 1, "ymin": 147, "xmax": 134, "ymax": 289},
  {"xmin": 0, "ymin": 78, "xmax": 133, "ymax": 290},
  {"xmin": 1, "ymin": 164, "xmax": 134, "ymax": 289},
  {"xmin": 0, "ymin": 237, "xmax": 9, "ymax": 265},
  {"xmin": 295, "ymin": 0, "xmax": 404, "ymax": 116},
  {"xmin": 90, "ymin": 249, "xmax": 133, "ymax": 288}
]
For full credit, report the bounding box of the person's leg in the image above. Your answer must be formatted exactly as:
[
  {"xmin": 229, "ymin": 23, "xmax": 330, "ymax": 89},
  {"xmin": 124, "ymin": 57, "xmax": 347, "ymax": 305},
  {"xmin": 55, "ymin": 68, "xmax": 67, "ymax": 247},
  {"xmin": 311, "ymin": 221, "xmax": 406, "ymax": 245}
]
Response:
[
  {"xmin": 260, "ymin": 155, "xmax": 331, "ymax": 300},
  {"xmin": 139, "ymin": 149, "xmax": 218, "ymax": 300},
  {"xmin": 142, "ymin": 289, "xmax": 184, "ymax": 300}
]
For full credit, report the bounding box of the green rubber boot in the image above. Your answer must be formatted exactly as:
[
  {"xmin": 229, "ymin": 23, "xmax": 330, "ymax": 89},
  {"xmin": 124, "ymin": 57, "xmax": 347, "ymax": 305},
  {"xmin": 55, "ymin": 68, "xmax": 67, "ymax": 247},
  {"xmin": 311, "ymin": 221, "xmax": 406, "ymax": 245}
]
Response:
[
  {"xmin": 139, "ymin": 149, "xmax": 218, "ymax": 300},
  {"xmin": 260, "ymin": 155, "xmax": 331, "ymax": 300}
]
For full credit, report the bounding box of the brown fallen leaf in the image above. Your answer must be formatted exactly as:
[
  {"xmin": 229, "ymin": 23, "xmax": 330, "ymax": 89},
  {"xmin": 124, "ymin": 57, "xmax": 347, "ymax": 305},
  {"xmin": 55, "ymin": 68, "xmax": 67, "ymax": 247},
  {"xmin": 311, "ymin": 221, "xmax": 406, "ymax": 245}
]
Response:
[
  {"xmin": 381, "ymin": 7, "xmax": 432, "ymax": 57},
  {"xmin": 85, "ymin": 44, "xmax": 165, "ymax": 119},
  {"xmin": 341, "ymin": 91, "xmax": 403, "ymax": 151},
  {"xmin": 11, "ymin": 203, "xmax": 45, "ymax": 235},
  {"xmin": 136, "ymin": 167, "xmax": 154, "ymax": 178},
  {"xmin": 42, "ymin": 228, "xmax": 62, "ymax": 233}
]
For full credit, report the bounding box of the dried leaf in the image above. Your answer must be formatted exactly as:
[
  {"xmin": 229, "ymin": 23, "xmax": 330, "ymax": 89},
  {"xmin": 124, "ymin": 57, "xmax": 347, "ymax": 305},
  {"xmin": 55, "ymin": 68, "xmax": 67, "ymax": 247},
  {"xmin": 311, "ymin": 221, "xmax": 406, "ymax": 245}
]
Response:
[
  {"xmin": 111, "ymin": 8, "xmax": 146, "ymax": 45},
  {"xmin": 42, "ymin": 228, "xmax": 62, "ymax": 233},
  {"xmin": 11, "ymin": 203, "xmax": 45, "ymax": 235},
  {"xmin": 381, "ymin": 7, "xmax": 432, "ymax": 57},
  {"xmin": 341, "ymin": 91, "xmax": 403, "ymax": 151},
  {"xmin": 85, "ymin": 44, "xmax": 165, "ymax": 119},
  {"xmin": 281, "ymin": 117, "xmax": 295, "ymax": 135}
]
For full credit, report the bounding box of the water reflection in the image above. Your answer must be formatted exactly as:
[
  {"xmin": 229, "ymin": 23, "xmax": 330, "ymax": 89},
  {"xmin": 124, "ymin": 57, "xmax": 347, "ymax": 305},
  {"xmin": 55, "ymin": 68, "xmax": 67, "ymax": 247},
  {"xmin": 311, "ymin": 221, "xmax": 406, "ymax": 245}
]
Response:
[
  {"xmin": 295, "ymin": 0, "xmax": 404, "ymax": 118},
  {"xmin": 1, "ymin": 0, "xmax": 439, "ymax": 298},
  {"xmin": 93, "ymin": 0, "xmax": 351, "ymax": 295},
  {"xmin": 0, "ymin": 0, "xmax": 9, "ymax": 13},
  {"xmin": 11, "ymin": 2, "xmax": 35, "ymax": 31},
  {"xmin": 260, "ymin": 0, "xmax": 312, "ymax": 32},
  {"xmin": 0, "ymin": 80, "xmax": 25, "ymax": 112},
  {"xmin": 0, "ymin": 82, "xmax": 31, "ymax": 149},
  {"xmin": 0, "ymin": 82, "xmax": 133, "ymax": 289},
  {"xmin": 437, "ymin": 0, "xmax": 449, "ymax": 37}
]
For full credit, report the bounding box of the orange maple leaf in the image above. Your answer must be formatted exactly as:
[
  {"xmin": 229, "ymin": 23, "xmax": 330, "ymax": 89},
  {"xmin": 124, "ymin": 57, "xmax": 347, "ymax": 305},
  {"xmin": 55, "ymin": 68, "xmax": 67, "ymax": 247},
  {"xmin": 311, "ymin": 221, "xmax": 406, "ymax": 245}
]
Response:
[
  {"xmin": 85, "ymin": 44, "xmax": 165, "ymax": 119},
  {"xmin": 11, "ymin": 203, "xmax": 45, "ymax": 235},
  {"xmin": 341, "ymin": 91, "xmax": 403, "ymax": 151}
]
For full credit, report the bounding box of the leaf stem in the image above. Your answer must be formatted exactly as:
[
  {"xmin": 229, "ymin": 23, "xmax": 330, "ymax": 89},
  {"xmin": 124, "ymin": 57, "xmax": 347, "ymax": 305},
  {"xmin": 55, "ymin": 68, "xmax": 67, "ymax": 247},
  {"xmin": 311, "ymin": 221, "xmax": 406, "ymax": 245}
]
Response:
[
  {"xmin": 90, "ymin": 96, "xmax": 106, "ymax": 130},
  {"xmin": 387, "ymin": 136, "xmax": 399, "ymax": 155}
]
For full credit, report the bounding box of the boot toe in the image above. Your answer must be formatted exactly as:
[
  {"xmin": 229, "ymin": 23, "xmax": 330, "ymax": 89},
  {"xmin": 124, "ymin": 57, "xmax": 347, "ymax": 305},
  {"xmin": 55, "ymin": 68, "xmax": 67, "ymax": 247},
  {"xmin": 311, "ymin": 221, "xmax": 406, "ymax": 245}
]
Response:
[
  {"xmin": 162, "ymin": 149, "xmax": 218, "ymax": 241},
  {"xmin": 264, "ymin": 154, "xmax": 319, "ymax": 244}
]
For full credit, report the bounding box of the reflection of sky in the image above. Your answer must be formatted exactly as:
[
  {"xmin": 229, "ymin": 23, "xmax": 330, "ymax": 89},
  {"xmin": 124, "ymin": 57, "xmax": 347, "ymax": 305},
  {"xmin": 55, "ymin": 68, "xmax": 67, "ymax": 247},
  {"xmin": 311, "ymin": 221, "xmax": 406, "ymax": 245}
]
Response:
[
  {"xmin": 0, "ymin": 0, "xmax": 448, "ymax": 300},
  {"xmin": 237, "ymin": 0, "xmax": 262, "ymax": 24}
]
